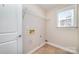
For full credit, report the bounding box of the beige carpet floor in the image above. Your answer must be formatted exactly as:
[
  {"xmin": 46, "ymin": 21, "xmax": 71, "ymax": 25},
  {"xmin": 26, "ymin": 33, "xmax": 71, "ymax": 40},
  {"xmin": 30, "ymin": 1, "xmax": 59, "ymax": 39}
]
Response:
[{"xmin": 33, "ymin": 44, "xmax": 72, "ymax": 54}]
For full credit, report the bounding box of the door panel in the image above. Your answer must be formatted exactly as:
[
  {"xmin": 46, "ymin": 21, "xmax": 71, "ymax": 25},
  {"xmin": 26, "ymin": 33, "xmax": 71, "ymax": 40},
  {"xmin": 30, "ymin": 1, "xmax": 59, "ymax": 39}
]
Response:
[
  {"xmin": 0, "ymin": 5, "xmax": 17, "ymax": 33},
  {"xmin": 0, "ymin": 4, "xmax": 22, "ymax": 54},
  {"xmin": 0, "ymin": 33, "xmax": 17, "ymax": 43},
  {"xmin": 0, "ymin": 40, "xmax": 17, "ymax": 54}
]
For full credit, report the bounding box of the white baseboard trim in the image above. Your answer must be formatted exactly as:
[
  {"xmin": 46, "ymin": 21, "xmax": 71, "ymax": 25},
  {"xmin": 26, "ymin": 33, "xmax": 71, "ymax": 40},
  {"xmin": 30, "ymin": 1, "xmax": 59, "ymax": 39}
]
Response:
[
  {"xmin": 27, "ymin": 42, "xmax": 77, "ymax": 54},
  {"xmin": 27, "ymin": 42, "xmax": 46, "ymax": 54},
  {"xmin": 46, "ymin": 42, "xmax": 77, "ymax": 54}
]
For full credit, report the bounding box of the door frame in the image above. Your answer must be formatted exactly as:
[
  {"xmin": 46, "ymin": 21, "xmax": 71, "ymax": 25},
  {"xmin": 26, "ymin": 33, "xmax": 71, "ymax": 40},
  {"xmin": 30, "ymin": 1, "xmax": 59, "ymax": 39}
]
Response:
[{"xmin": 17, "ymin": 5, "xmax": 23, "ymax": 54}]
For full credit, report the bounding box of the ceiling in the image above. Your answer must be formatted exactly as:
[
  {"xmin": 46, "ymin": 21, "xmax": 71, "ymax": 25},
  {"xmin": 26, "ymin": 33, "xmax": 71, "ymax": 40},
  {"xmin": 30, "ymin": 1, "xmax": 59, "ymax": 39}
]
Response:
[{"xmin": 37, "ymin": 4, "xmax": 72, "ymax": 12}]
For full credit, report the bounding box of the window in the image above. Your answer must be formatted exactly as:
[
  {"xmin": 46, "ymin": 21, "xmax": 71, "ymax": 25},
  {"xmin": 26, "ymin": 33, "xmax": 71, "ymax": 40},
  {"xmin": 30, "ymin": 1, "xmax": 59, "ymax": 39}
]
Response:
[{"xmin": 57, "ymin": 5, "xmax": 77, "ymax": 27}]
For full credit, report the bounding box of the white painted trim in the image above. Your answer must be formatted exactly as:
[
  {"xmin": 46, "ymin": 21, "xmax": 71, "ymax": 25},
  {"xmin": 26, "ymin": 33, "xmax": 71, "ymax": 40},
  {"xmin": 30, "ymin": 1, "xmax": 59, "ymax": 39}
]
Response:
[
  {"xmin": 27, "ymin": 42, "xmax": 77, "ymax": 54},
  {"xmin": 46, "ymin": 42, "xmax": 77, "ymax": 54},
  {"xmin": 27, "ymin": 42, "xmax": 46, "ymax": 54},
  {"xmin": 17, "ymin": 5, "xmax": 23, "ymax": 54}
]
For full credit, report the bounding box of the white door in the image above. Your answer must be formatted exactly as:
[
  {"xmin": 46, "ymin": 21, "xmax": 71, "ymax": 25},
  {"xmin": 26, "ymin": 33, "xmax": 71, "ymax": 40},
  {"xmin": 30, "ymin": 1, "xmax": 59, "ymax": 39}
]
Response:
[{"xmin": 0, "ymin": 4, "xmax": 22, "ymax": 54}]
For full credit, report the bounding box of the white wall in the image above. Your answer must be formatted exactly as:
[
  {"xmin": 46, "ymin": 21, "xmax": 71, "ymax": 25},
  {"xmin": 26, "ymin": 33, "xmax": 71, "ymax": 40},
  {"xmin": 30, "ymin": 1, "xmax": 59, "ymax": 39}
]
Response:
[
  {"xmin": 22, "ymin": 4, "xmax": 78, "ymax": 53},
  {"xmin": 23, "ymin": 5, "xmax": 45, "ymax": 53},
  {"xmin": 46, "ymin": 5, "xmax": 78, "ymax": 51},
  {"xmin": 23, "ymin": 4, "xmax": 45, "ymax": 18}
]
